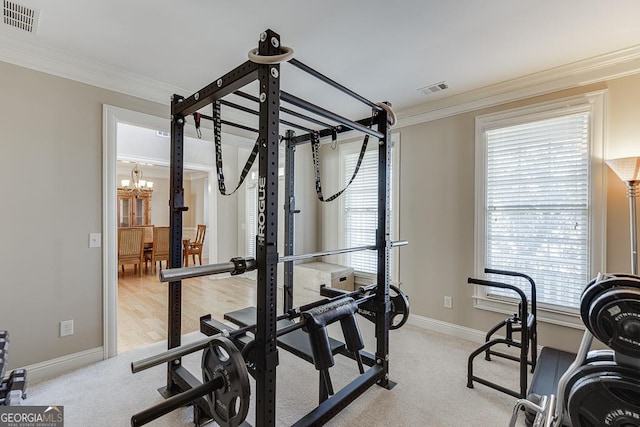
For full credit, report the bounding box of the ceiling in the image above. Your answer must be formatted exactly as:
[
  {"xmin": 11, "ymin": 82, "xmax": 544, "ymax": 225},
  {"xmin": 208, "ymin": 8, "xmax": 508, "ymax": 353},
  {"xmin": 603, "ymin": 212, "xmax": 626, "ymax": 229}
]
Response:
[{"xmin": 3, "ymin": 1, "xmax": 640, "ymax": 125}]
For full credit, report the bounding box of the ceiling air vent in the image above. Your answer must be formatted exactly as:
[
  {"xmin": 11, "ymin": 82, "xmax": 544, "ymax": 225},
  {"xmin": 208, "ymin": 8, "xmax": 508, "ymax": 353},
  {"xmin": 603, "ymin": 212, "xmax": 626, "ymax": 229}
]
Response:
[
  {"xmin": 418, "ymin": 81, "xmax": 449, "ymax": 96},
  {"xmin": 3, "ymin": 0, "xmax": 39, "ymax": 33}
]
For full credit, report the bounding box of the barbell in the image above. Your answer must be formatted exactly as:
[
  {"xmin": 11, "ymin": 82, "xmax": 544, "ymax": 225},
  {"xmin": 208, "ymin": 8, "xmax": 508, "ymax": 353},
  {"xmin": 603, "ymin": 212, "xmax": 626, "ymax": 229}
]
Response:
[
  {"xmin": 132, "ymin": 285, "xmax": 379, "ymax": 374},
  {"xmin": 159, "ymin": 240, "xmax": 408, "ymax": 282},
  {"xmin": 131, "ymin": 337, "xmax": 250, "ymax": 427}
]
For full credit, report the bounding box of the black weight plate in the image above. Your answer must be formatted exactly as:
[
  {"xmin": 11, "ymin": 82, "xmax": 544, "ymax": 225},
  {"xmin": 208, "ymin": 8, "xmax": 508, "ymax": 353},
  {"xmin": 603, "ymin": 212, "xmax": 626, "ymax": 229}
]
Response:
[
  {"xmin": 580, "ymin": 274, "xmax": 640, "ymax": 310},
  {"xmin": 589, "ymin": 288, "xmax": 640, "ymax": 358},
  {"xmin": 580, "ymin": 275, "xmax": 640, "ymax": 335},
  {"xmin": 357, "ymin": 285, "xmax": 410, "ymax": 330},
  {"xmin": 582, "ymin": 273, "xmax": 640, "ymax": 301},
  {"xmin": 561, "ymin": 360, "xmax": 617, "ymax": 410},
  {"xmin": 389, "ymin": 284, "xmax": 410, "ymax": 330},
  {"xmin": 240, "ymin": 339, "xmax": 256, "ymax": 380},
  {"xmin": 202, "ymin": 337, "xmax": 250, "ymax": 427},
  {"xmin": 585, "ymin": 349, "xmax": 614, "ymax": 364},
  {"xmin": 580, "ymin": 275, "xmax": 640, "ymax": 332},
  {"xmin": 568, "ymin": 370, "xmax": 640, "ymax": 427}
]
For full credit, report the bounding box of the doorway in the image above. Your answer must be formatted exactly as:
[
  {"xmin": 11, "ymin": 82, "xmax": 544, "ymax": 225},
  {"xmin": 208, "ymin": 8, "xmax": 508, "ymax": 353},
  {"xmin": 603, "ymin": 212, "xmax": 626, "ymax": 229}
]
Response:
[{"xmin": 103, "ymin": 105, "xmax": 218, "ymax": 357}]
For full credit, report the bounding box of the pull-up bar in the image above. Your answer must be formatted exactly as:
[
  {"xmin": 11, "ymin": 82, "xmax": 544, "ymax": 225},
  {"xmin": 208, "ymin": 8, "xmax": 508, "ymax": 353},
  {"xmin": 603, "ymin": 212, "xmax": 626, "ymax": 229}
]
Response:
[
  {"xmin": 288, "ymin": 58, "xmax": 382, "ymax": 112},
  {"xmin": 234, "ymin": 91, "xmax": 334, "ymax": 130},
  {"xmin": 281, "ymin": 91, "xmax": 384, "ymax": 139},
  {"xmin": 220, "ymin": 99, "xmax": 315, "ymax": 133},
  {"xmin": 197, "ymin": 112, "xmax": 260, "ymax": 134}
]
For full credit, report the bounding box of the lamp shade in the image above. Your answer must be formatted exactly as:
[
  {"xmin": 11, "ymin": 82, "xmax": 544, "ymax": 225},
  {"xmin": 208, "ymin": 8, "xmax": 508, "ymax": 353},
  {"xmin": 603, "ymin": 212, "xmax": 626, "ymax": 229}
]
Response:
[{"xmin": 606, "ymin": 156, "xmax": 640, "ymax": 182}]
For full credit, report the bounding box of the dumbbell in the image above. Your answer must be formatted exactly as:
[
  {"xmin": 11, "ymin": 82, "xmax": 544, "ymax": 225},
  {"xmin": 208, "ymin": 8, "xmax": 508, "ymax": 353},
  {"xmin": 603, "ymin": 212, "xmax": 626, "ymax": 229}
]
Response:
[
  {"xmin": 5, "ymin": 369, "xmax": 27, "ymax": 405},
  {"xmin": 0, "ymin": 350, "xmax": 7, "ymax": 380}
]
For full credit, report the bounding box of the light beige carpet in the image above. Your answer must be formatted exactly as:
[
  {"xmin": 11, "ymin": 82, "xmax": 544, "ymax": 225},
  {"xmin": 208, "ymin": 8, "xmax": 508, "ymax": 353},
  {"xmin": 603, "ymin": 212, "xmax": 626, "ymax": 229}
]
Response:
[{"xmin": 23, "ymin": 322, "xmax": 528, "ymax": 426}]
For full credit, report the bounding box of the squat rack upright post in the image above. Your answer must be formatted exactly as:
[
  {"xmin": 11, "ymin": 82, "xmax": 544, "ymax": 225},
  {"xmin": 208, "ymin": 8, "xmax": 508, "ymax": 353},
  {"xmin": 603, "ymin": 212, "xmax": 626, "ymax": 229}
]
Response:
[
  {"xmin": 165, "ymin": 33, "xmax": 278, "ymax": 424},
  {"xmin": 164, "ymin": 28, "xmax": 395, "ymax": 426}
]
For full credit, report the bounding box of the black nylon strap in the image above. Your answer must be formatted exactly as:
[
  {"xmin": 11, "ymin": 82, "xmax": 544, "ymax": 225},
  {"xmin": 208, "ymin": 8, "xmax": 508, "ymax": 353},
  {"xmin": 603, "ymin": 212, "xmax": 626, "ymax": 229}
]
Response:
[
  {"xmin": 311, "ymin": 132, "xmax": 369, "ymax": 202},
  {"xmin": 193, "ymin": 113, "xmax": 202, "ymax": 138},
  {"xmin": 213, "ymin": 101, "xmax": 259, "ymax": 196}
]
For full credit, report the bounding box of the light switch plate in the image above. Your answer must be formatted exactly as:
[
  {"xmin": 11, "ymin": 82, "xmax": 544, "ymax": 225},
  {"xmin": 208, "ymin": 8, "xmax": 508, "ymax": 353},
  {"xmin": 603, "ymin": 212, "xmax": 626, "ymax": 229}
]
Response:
[{"xmin": 89, "ymin": 233, "xmax": 101, "ymax": 248}]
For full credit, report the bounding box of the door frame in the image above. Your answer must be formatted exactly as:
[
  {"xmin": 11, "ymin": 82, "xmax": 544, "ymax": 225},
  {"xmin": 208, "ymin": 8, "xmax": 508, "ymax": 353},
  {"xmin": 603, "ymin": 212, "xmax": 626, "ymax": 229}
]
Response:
[{"xmin": 102, "ymin": 105, "xmax": 217, "ymax": 358}]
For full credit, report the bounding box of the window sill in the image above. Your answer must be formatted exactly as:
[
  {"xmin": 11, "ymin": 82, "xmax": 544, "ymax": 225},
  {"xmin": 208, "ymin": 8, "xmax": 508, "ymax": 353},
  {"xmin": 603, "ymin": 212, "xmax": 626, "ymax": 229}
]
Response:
[{"xmin": 473, "ymin": 295, "xmax": 585, "ymax": 330}]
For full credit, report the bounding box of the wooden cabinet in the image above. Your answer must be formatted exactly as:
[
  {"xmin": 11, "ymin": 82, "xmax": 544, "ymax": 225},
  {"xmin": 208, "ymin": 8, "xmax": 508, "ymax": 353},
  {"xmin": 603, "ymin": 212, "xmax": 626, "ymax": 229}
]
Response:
[{"xmin": 118, "ymin": 188, "xmax": 152, "ymax": 227}]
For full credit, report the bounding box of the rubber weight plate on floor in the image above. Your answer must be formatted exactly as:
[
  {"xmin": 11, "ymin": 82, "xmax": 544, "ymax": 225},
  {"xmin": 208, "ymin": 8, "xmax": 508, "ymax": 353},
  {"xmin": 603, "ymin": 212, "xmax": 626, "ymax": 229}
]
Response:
[
  {"xmin": 568, "ymin": 369, "xmax": 640, "ymax": 427},
  {"xmin": 589, "ymin": 287, "xmax": 640, "ymax": 358},
  {"xmin": 201, "ymin": 337, "xmax": 250, "ymax": 427}
]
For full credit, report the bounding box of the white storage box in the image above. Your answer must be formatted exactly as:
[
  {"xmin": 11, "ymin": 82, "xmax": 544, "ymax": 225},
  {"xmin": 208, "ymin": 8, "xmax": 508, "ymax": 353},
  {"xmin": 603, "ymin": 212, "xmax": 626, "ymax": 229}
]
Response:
[{"xmin": 294, "ymin": 262, "xmax": 355, "ymax": 292}]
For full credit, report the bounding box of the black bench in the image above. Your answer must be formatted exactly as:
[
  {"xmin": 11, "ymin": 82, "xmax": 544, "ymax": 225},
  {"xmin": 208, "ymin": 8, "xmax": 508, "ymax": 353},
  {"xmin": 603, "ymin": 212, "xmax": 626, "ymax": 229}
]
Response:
[
  {"xmin": 524, "ymin": 347, "xmax": 575, "ymax": 426},
  {"xmin": 222, "ymin": 306, "xmax": 346, "ymax": 364}
]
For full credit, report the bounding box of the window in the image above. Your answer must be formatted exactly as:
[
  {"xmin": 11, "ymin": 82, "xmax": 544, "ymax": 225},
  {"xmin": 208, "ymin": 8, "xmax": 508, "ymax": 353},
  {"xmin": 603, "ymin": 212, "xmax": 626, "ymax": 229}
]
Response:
[
  {"xmin": 474, "ymin": 92, "xmax": 605, "ymax": 323},
  {"xmin": 341, "ymin": 134, "xmax": 399, "ymax": 282},
  {"xmin": 343, "ymin": 149, "xmax": 379, "ymax": 273}
]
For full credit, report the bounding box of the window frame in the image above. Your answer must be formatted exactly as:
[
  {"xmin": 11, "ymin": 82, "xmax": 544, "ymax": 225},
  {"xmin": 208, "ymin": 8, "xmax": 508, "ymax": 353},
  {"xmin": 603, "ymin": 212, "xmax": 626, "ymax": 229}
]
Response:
[
  {"xmin": 338, "ymin": 132, "xmax": 401, "ymax": 285},
  {"xmin": 473, "ymin": 91, "xmax": 606, "ymax": 328}
]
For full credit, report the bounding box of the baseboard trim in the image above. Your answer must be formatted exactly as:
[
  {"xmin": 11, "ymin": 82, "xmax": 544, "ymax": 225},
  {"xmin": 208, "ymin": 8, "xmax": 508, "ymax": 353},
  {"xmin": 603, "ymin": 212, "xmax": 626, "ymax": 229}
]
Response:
[
  {"xmin": 19, "ymin": 347, "xmax": 104, "ymax": 383},
  {"xmin": 408, "ymin": 314, "xmax": 488, "ymax": 344},
  {"xmin": 408, "ymin": 314, "xmax": 544, "ymax": 355}
]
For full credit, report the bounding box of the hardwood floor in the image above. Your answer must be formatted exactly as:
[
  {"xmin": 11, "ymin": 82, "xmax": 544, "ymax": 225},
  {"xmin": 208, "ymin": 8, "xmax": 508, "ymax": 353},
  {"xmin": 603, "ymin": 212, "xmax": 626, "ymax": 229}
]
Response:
[{"xmin": 117, "ymin": 262, "xmax": 321, "ymax": 353}]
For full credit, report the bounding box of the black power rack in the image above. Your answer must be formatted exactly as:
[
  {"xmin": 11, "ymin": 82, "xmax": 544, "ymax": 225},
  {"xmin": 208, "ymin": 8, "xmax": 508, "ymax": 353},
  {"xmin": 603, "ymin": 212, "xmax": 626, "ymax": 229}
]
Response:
[{"xmin": 163, "ymin": 28, "xmax": 395, "ymax": 426}]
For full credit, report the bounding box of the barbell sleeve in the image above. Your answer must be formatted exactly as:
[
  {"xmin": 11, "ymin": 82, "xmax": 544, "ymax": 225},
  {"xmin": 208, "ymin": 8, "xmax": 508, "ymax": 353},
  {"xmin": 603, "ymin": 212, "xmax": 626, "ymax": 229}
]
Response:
[
  {"xmin": 160, "ymin": 257, "xmax": 257, "ymax": 282},
  {"xmin": 132, "ymin": 322, "xmax": 255, "ymax": 373},
  {"xmin": 132, "ymin": 335, "xmax": 220, "ymax": 373},
  {"xmin": 130, "ymin": 376, "xmax": 224, "ymax": 427}
]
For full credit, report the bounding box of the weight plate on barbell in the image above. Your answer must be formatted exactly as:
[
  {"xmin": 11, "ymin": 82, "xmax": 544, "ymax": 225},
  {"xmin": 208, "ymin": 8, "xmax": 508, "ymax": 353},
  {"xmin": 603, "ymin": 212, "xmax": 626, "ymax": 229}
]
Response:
[
  {"xmin": 580, "ymin": 275, "xmax": 640, "ymax": 335},
  {"xmin": 588, "ymin": 287, "xmax": 640, "ymax": 358},
  {"xmin": 357, "ymin": 284, "xmax": 410, "ymax": 330},
  {"xmin": 568, "ymin": 370, "xmax": 640, "ymax": 427},
  {"xmin": 389, "ymin": 284, "xmax": 410, "ymax": 330},
  {"xmin": 201, "ymin": 337, "xmax": 250, "ymax": 427},
  {"xmin": 240, "ymin": 339, "xmax": 256, "ymax": 380}
]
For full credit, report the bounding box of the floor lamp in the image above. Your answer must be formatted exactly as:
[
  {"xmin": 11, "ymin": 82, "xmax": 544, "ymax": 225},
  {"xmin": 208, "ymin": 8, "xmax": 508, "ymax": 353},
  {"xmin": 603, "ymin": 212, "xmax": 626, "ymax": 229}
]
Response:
[{"xmin": 606, "ymin": 156, "xmax": 640, "ymax": 275}]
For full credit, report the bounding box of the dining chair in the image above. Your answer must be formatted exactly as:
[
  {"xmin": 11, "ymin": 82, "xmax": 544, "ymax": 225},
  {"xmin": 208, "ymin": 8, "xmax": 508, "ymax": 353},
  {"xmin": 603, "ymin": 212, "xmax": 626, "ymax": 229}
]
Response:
[
  {"xmin": 183, "ymin": 224, "xmax": 206, "ymax": 266},
  {"xmin": 147, "ymin": 226, "xmax": 170, "ymax": 272},
  {"xmin": 118, "ymin": 227, "xmax": 145, "ymax": 276},
  {"xmin": 142, "ymin": 225, "xmax": 154, "ymax": 271}
]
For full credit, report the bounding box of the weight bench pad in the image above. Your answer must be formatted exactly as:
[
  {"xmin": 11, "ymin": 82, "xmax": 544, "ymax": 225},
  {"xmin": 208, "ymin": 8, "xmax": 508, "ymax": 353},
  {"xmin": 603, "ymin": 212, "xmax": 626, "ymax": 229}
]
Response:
[
  {"xmin": 529, "ymin": 347, "xmax": 575, "ymax": 397},
  {"xmin": 224, "ymin": 307, "xmax": 346, "ymax": 364}
]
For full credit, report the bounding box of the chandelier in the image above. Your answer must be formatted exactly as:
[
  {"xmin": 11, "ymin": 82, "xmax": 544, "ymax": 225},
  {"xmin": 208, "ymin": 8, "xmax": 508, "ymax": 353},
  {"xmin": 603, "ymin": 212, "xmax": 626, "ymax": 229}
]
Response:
[{"xmin": 120, "ymin": 163, "xmax": 153, "ymax": 197}]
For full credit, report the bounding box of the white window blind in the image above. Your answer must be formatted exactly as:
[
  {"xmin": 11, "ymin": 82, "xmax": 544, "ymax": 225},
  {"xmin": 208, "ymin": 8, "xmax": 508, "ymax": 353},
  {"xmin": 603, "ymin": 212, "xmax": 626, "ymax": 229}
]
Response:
[
  {"xmin": 484, "ymin": 111, "xmax": 590, "ymax": 310},
  {"xmin": 343, "ymin": 145, "xmax": 395, "ymax": 276},
  {"xmin": 344, "ymin": 150, "xmax": 379, "ymax": 273}
]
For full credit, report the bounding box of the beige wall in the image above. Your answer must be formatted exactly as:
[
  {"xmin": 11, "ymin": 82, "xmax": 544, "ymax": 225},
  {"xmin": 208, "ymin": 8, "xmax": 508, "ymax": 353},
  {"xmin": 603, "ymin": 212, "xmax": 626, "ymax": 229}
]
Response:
[
  {"xmin": 605, "ymin": 75, "xmax": 640, "ymax": 274},
  {"xmin": 2, "ymin": 56, "xmax": 640, "ymax": 370},
  {"xmin": 394, "ymin": 78, "xmax": 640, "ymax": 353},
  {"xmin": 0, "ymin": 61, "xmax": 167, "ymax": 368}
]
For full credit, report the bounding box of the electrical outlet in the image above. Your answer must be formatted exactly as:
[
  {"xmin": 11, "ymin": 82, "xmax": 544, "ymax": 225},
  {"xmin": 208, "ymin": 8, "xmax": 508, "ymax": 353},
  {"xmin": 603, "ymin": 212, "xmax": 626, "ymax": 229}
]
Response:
[
  {"xmin": 60, "ymin": 320, "xmax": 74, "ymax": 337},
  {"xmin": 443, "ymin": 296, "xmax": 453, "ymax": 309}
]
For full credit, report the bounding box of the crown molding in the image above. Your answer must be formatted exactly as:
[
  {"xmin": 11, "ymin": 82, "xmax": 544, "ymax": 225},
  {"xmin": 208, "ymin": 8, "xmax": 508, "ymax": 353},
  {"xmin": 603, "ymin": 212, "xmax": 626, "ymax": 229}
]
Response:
[
  {"xmin": 3, "ymin": 29, "xmax": 640, "ymax": 128},
  {"xmin": 0, "ymin": 30, "xmax": 190, "ymax": 105},
  {"xmin": 396, "ymin": 44, "xmax": 640, "ymax": 128}
]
